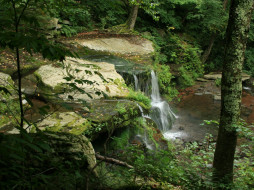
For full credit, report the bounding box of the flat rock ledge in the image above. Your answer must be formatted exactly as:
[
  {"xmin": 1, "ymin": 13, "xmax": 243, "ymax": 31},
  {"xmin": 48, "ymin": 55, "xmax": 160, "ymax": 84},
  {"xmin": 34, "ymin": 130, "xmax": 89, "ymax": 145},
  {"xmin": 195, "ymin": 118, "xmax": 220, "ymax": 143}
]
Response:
[
  {"xmin": 203, "ymin": 72, "xmax": 250, "ymax": 81},
  {"xmin": 73, "ymin": 37, "xmax": 154, "ymax": 55}
]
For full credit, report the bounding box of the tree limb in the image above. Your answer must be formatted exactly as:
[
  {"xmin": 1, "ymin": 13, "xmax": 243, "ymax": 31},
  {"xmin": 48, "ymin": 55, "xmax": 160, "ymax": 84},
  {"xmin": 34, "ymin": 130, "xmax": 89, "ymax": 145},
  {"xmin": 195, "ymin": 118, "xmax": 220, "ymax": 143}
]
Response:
[{"xmin": 95, "ymin": 153, "xmax": 134, "ymax": 169}]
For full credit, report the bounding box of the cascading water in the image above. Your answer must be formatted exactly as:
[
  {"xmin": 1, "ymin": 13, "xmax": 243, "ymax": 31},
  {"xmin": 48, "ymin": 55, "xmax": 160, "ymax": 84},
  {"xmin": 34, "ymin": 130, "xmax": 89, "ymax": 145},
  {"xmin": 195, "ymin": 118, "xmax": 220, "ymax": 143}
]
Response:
[
  {"xmin": 133, "ymin": 70, "xmax": 177, "ymax": 140},
  {"xmin": 149, "ymin": 70, "xmax": 177, "ymax": 133},
  {"xmin": 135, "ymin": 102, "xmax": 154, "ymax": 150},
  {"xmin": 83, "ymin": 55, "xmax": 177, "ymax": 141},
  {"xmin": 133, "ymin": 74, "xmax": 139, "ymax": 91}
]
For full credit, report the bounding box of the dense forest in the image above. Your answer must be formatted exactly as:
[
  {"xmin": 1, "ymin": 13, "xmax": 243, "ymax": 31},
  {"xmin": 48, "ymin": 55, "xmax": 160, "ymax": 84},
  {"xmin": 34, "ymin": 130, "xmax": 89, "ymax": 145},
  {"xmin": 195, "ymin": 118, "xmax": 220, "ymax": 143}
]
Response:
[{"xmin": 0, "ymin": 0, "xmax": 253, "ymax": 189}]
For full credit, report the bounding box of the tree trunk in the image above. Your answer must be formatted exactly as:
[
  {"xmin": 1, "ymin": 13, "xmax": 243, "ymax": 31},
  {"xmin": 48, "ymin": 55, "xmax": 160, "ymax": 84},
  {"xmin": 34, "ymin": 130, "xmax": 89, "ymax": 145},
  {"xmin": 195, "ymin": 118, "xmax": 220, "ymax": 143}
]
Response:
[
  {"xmin": 126, "ymin": 0, "xmax": 140, "ymax": 30},
  {"xmin": 213, "ymin": 0, "xmax": 254, "ymax": 186}
]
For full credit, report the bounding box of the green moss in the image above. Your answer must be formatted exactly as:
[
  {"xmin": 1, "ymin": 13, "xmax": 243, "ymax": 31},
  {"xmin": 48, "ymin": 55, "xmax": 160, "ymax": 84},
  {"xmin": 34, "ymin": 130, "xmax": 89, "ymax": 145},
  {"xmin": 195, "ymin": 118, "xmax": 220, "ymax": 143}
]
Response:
[{"xmin": 42, "ymin": 112, "xmax": 91, "ymax": 135}]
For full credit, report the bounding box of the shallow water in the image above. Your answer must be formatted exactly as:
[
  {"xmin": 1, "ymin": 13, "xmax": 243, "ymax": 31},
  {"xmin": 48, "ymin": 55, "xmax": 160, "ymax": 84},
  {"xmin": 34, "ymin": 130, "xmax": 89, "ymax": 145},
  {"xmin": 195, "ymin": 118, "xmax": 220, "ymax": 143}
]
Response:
[{"xmin": 165, "ymin": 94, "xmax": 220, "ymax": 142}]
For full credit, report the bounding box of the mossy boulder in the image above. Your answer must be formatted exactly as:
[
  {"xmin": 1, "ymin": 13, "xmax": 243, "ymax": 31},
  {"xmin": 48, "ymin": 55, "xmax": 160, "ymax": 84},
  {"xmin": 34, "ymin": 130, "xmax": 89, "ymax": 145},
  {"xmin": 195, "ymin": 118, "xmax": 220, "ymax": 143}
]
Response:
[
  {"xmin": 0, "ymin": 72, "xmax": 15, "ymax": 98},
  {"xmin": 85, "ymin": 100, "xmax": 141, "ymax": 139},
  {"xmin": 0, "ymin": 72, "xmax": 20, "ymax": 129},
  {"xmin": 41, "ymin": 132, "xmax": 98, "ymax": 176},
  {"xmin": 32, "ymin": 112, "xmax": 91, "ymax": 135}
]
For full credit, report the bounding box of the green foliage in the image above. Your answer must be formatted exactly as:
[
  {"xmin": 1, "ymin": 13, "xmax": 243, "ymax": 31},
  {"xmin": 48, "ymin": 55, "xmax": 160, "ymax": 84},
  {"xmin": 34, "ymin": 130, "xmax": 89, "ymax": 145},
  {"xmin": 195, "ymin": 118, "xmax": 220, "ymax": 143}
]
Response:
[
  {"xmin": 0, "ymin": 130, "xmax": 92, "ymax": 189},
  {"xmin": 130, "ymin": 0, "xmax": 160, "ymax": 21},
  {"xmin": 60, "ymin": 1, "xmax": 91, "ymax": 27},
  {"xmin": 0, "ymin": 0, "xmax": 77, "ymax": 61},
  {"xmin": 107, "ymin": 124, "xmax": 253, "ymax": 189},
  {"xmin": 127, "ymin": 89, "xmax": 151, "ymax": 110},
  {"xmin": 178, "ymin": 66, "xmax": 195, "ymax": 88},
  {"xmin": 116, "ymin": 102, "xmax": 127, "ymax": 114},
  {"xmin": 215, "ymin": 78, "xmax": 221, "ymax": 86},
  {"xmin": 0, "ymin": 94, "xmax": 20, "ymax": 127},
  {"xmin": 110, "ymin": 128, "xmax": 131, "ymax": 150},
  {"xmin": 142, "ymin": 28, "xmax": 203, "ymax": 89},
  {"xmin": 244, "ymin": 47, "xmax": 254, "ymax": 77},
  {"xmin": 85, "ymin": 0, "xmax": 127, "ymax": 29},
  {"xmin": 154, "ymin": 64, "xmax": 178, "ymax": 99}
]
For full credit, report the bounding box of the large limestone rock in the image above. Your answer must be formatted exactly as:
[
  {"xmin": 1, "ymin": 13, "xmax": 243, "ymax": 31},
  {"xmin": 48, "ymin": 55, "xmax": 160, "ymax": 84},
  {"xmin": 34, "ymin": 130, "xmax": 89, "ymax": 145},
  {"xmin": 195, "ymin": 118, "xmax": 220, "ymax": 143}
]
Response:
[
  {"xmin": 34, "ymin": 57, "xmax": 129, "ymax": 101},
  {"xmin": 74, "ymin": 37, "xmax": 154, "ymax": 55}
]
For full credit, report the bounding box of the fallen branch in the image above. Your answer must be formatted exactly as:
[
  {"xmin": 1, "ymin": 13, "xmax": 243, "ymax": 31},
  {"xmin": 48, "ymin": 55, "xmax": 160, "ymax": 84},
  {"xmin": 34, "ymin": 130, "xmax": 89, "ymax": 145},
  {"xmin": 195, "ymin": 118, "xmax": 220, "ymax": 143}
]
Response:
[{"xmin": 95, "ymin": 153, "xmax": 134, "ymax": 169}]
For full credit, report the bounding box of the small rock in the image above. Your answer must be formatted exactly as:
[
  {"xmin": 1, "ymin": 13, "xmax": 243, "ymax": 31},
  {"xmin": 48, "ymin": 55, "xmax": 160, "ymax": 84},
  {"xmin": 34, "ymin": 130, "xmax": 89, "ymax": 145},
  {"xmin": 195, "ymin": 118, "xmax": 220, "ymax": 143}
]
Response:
[
  {"xmin": 179, "ymin": 126, "xmax": 184, "ymax": 130},
  {"xmin": 196, "ymin": 78, "xmax": 210, "ymax": 82},
  {"xmin": 204, "ymin": 73, "xmax": 222, "ymax": 80},
  {"xmin": 214, "ymin": 95, "xmax": 221, "ymax": 101},
  {"xmin": 204, "ymin": 91, "xmax": 212, "ymax": 95},
  {"xmin": 61, "ymin": 20, "xmax": 71, "ymax": 25}
]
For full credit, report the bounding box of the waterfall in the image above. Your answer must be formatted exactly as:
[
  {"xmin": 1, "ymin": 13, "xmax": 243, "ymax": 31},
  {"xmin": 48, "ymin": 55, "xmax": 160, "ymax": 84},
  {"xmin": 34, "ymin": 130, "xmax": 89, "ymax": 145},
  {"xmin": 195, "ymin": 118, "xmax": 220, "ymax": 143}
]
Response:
[
  {"xmin": 150, "ymin": 70, "xmax": 177, "ymax": 132},
  {"xmin": 133, "ymin": 70, "xmax": 177, "ymax": 139},
  {"xmin": 133, "ymin": 74, "xmax": 139, "ymax": 91},
  {"xmin": 151, "ymin": 70, "xmax": 161, "ymax": 102}
]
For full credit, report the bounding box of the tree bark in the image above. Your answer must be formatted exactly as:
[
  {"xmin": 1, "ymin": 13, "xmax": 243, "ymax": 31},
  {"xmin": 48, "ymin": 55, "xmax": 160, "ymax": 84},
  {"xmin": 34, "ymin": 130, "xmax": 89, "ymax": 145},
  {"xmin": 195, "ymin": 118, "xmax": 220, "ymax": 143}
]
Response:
[
  {"xmin": 126, "ymin": 0, "xmax": 140, "ymax": 30},
  {"xmin": 213, "ymin": 0, "xmax": 254, "ymax": 186}
]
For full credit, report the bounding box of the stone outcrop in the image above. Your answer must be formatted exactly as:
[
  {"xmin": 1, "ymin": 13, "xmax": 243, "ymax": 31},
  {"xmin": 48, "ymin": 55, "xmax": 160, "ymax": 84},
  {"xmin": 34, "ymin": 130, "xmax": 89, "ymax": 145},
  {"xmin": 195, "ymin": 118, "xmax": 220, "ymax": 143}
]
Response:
[
  {"xmin": 73, "ymin": 37, "xmax": 154, "ymax": 55},
  {"xmin": 34, "ymin": 57, "xmax": 129, "ymax": 102}
]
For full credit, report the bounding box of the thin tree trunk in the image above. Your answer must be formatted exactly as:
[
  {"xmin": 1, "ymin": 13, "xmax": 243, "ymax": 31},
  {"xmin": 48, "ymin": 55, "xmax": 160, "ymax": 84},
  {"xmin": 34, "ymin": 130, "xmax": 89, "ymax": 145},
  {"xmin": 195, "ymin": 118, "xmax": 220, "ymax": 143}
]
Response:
[
  {"xmin": 11, "ymin": 0, "xmax": 30, "ymax": 129},
  {"xmin": 16, "ymin": 47, "xmax": 24, "ymax": 128},
  {"xmin": 213, "ymin": 0, "xmax": 254, "ymax": 186},
  {"xmin": 223, "ymin": 0, "xmax": 228, "ymax": 9},
  {"xmin": 201, "ymin": 0, "xmax": 228, "ymax": 64},
  {"xmin": 126, "ymin": 0, "xmax": 140, "ymax": 30},
  {"xmin": 201, "ymin": 34, "xmax": 216, "ymax": 64}
]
